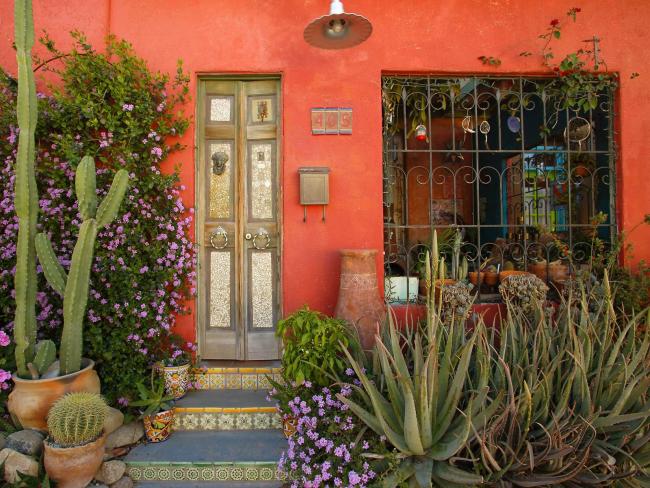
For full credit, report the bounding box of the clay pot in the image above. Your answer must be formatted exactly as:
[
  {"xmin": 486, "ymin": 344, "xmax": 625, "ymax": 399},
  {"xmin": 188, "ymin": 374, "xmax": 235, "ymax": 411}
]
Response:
[
  {"xmin": 469, "ymin": 272, "xmax": 493, "ymax": 287},
  {"xmin": 573, "ymin": 165, "xmax": 590, "ymax": 177},
  {"xmin": 334, "ymin": 249, "xmax": 386, "ymax": 350},
  {"xmin": 160, "ymin": 363, "xmax": 190, "ymax": 400},
  {"xmin": 44, "ymin": 434, "xmax": 105, "ymax": 488},
  {"xmin": 8, "ymin": 359, "xmax": 101, "ymax": 431},
  {"xmin": 143, "ymin": 410, "xmax": 174, "ymax": 443},
  {"xmin": 498, "ymin": 270, "xmax": 531, "ymax": 283},
  {"xmin": 528, "ymin": 262, "xmax": 548, "ymax": 282},
  {"xmin": 547, "ymin": 263, "xmax": 570, "ymax": 282},
  {"xmin": 483, "ymin": 271, "xmax": 499, "ymax": 287}
]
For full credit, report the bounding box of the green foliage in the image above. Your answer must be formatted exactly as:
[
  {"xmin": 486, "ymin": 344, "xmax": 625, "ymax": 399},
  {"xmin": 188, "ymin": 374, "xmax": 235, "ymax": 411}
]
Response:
[
  {"xmin": 610, "ymin": 261, "xmax": 650, "ymax": 317},
  {"xmin": 0, "ymin": 32, "xmax": 194, "ymax": 404},
  {"xmin": 276, "ymin": 307, "xmax": 351, "ymax": 386},
  {"xmin": 130, "ymin": 373, "xmax": 174, "ymax": 417},
  {"xmin": 12, "ymin": 0, "xmax": 39, "ymax": 379},
  {"xmin": 47, "ymin": 392, "xmax": 108, "ymax": 446}
]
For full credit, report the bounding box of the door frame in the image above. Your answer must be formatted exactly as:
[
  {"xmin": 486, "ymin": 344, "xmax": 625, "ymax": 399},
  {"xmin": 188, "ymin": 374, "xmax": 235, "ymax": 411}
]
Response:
[{"xmin": 194, "ymin": 74, "xmax": 283, "ymax": 361}]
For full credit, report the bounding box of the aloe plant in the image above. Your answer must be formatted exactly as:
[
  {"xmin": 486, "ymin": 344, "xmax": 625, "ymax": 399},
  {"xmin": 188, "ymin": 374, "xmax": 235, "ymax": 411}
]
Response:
[{"xmin": 36, "ymin": 156, "xmax": 128, "ymax": 376}]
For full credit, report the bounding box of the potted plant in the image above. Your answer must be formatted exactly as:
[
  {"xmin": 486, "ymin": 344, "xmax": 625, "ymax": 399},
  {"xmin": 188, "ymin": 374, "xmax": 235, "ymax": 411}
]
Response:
[
  {"xmin": 499, "ymin": 273, "xmax": 549, "ymax": 315},
  {"xmin": 43, "ymin": 392, "xmax": 108, "ymax": 488},
  {"xmin": 130, "ymin": 374, "xmax": 175, "ymax": 443},
  {"xmin": 157, "ymin": 336, "xmax": 195, "ymax": 400},
  {"xmin": 572, "ymin": 152, "xmax": 595, "ymax": 178},
  {"xmin": 8, "ymin": 0, "xmax": 129, "ymax": 431}
]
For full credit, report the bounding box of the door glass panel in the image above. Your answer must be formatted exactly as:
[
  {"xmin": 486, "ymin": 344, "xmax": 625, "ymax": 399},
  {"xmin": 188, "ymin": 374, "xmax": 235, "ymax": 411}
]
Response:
[
  {"xmin": 248, "ymin": 95, "xmax": 276, "ymax": 124},
  {"xmin": 208, "ymin": 96, "xmax": 234, "ymax": 123},
  {"xmin": 208, "ymin": 140, "xmax": 234, "ymax": 219},
  {"xmin": 249, "ymin": 142, "xmax": 274, "ymax": 220},
  {"xmin": 209, "ymin": 251, "xmax": 232, "ymax": 328},
  {"xmin": 250, "ymin": 251, "xmax": 274, "ymax": 329}
]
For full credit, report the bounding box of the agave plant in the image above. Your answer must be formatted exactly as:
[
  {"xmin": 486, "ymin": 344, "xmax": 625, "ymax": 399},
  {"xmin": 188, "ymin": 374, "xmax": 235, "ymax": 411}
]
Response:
[{"xmin": 336, "ymin": 233, "xmax": 497, "ymax": 487}]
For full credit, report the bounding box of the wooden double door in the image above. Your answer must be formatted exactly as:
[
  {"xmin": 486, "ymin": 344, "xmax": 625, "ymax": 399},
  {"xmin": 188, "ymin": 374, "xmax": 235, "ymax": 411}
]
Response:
[{"xmin": 198, "ymin": 79, "xmax": 281, "ymax": 360}]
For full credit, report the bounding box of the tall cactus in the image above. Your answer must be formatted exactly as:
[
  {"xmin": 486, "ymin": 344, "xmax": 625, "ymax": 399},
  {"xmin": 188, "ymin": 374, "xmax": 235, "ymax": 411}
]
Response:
[
  {"xmin": 36, "ymin": 156, "xmax": 129, "ymax": 375},
  {"xmin": 13, "ymin": 0, "xmax": 39, "ymax": 378}
]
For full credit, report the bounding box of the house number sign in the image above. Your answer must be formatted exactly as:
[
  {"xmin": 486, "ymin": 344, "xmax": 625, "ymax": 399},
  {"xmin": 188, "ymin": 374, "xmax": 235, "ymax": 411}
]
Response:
[{"xmin": 311, "ymin": 107, "xmax": 353, "ymax": 135}]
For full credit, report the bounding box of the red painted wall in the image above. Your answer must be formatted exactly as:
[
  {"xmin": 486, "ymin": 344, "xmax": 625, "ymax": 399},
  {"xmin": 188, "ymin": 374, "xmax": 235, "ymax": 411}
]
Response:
[{"xmin": 2, "ymin": 0, "xmax": 649, "ymax": 344}]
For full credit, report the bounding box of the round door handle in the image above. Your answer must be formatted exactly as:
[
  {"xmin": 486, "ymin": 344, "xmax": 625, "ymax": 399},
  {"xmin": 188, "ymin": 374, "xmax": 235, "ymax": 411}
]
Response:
[
  {"xmin": 245, "ymin": 233, "xmax": 253, "ymax": 240},
  {"xmin": 209, "ymin": 227, "xmax": 228, "ymax": 249}
]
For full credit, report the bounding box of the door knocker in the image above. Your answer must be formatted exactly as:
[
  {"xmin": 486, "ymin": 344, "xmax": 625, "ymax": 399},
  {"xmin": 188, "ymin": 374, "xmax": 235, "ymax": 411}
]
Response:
[
  {"xmin": 252, "ymin": 228, "xmax": 271, "ymax": 250},
  {"xmin": 209, "ymin": 226, "xmax": 228, "ymax": 249},
  {"xmin": 211, "ymin": 151, "xmax": 229, "ymax": 176}
]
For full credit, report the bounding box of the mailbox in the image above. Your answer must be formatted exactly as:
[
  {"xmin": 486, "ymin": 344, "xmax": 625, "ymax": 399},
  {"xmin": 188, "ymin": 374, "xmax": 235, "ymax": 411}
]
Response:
[{"xmin": 298, "ymin": 167, "xmax": 330, "ymax": 221}]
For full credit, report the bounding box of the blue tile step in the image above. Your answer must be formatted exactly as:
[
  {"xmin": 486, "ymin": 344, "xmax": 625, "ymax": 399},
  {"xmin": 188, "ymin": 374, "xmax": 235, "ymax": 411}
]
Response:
[
  {"xmin": 173, "ymin": 390, "xmax": 281, "ymax": 431},
  {"xmin": 125, "ymin": 430, "xmax": 287, "ymax": 484}
]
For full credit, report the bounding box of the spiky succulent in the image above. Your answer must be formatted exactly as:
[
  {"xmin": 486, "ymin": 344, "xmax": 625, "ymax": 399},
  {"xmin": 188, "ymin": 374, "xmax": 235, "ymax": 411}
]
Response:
[
  {"xmin": 499, "ymin": 273, "xmax": 548, "ymax": 313},
  {"xmin": 47, "ymin": 392, "xmax": 108, "ymax": 446},
  {"xmin": 439, "ymin": 281, "xmax": 473, "ymax": 324}
]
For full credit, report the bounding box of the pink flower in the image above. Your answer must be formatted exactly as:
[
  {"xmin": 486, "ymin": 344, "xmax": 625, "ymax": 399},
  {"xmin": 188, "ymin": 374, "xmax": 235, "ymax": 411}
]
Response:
[{"xmin": 0, "ymin": 331, "xmax": 10, "ymax": 347}]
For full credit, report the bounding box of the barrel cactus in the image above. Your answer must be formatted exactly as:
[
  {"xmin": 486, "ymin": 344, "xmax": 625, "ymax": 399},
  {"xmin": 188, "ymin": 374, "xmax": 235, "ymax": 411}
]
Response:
[
  {"xmin": 36, "ymin": 156, "xmax": 129, "ymax": 375},
  {"xmin": 47, "ymin": 392, "xmax": 108, "ymax": 446}
]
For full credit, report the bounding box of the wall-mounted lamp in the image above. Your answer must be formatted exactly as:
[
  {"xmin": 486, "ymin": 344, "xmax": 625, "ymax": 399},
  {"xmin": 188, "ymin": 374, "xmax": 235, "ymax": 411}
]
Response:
[
  {"xmin": 304, "ymin": 0, "xmax": 373, "ymax": 50},
  {"xmin": 299, "ymin": 167, "xmax": 330, "ymax": 222}
]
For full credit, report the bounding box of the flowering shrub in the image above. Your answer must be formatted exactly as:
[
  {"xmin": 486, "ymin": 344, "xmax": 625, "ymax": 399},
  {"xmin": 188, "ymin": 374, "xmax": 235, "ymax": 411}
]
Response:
[
  {"xmin": 0, "ymin": 34, "xmax": 195, "ymax": 405},
  {"xmin": 273, "ymin": 378, "xmax": 390, "ymax": 488}
]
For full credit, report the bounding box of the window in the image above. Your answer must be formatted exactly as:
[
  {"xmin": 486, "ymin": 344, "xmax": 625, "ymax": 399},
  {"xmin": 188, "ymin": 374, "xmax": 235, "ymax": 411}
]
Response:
[{"xmin": 382, "ymin": 76, "xmax": 616, "ymax": 302}]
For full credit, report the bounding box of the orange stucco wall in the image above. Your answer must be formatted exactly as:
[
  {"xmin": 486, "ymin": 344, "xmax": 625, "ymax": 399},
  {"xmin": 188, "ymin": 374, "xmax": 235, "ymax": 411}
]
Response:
[{"xmin": 1, "ymin": 0, "xmax": 649, "ymax": 343}]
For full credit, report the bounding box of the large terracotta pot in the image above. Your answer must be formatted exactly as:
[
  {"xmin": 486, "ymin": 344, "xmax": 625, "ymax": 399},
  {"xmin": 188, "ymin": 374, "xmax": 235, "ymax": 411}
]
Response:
[
  {"xmin": 44, "ymin": 433, "xmax": 105, "ymax": 488},
  {"xmin": 8, "ymin": 359, "xmax": 100, "ymax": 431},
  {"xmin": 334, "ymin": 249, "xmax": 386, "ymax": 350}
]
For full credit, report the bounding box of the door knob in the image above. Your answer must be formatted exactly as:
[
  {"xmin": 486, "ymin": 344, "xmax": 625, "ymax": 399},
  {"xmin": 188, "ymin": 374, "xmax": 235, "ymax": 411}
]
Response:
[{"xmin": 245, "ymin": 233, "xmax": 253, "ymax": 240}]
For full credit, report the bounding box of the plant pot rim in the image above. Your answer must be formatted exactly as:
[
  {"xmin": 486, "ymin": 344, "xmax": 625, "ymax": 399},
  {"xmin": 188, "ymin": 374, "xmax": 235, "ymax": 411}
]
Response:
[
  {"xmin": 44, "ymin": 431, "xmax": 105, "ymax": 451},
  {"xmin": 12, "ymin": 358, "xmax": 95, "ymax": 384},
  {"xmin": 158, "ymin": 362, "xmax": 191, "ymax": 370},
  {"xmin": 143, "ymin": 408, "xmax": 174, "ymax": 418}
]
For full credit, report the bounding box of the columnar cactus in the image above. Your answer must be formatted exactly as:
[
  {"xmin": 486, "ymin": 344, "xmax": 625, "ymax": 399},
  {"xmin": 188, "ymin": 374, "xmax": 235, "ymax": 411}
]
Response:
[
  {"xmin": 36, "ymin": 156, "xmax": 129, "ymax": 375},
  {"xmin": 13, "ymin": 0, "xmax": 39, "ymax": 378},
  {"xmin": 47, "ymin": 392, "xmax": 108, "ymax": 446}
]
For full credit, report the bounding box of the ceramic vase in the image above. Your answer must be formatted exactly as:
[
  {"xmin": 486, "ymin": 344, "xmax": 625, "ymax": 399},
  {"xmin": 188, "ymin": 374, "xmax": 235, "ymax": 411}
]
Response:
[
  {"xmin": 161, "ymin": 363, "xmax": 190, "ymax": 399},
  {"xmin": 44, "ymin": 434, "xmax": 105, "ymax": 488},
  {"xmin": 143, "ymin": 410, "xmax": 174, "ymax": 443},
  {"xmin": 334, "ymin": 249, "xmax": 385, "ymax": 350}
]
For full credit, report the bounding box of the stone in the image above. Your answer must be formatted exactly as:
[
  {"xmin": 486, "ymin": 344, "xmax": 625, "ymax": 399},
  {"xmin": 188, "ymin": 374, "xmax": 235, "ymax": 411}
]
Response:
[
  {"xmin": 0, "ymin": 433, "xmax": 6, "ymax": 450},
  {"xmin": 110, "ymin": 476, "xmax": 134, "ymax": 488},
  {"xmin": 105, "ymin": 422, "xmax": 143, "ymax": 449},
  {"xmin": 95, "ymin": 460, "xmax": 126, "ymax": 485},
  {"xmin": 0, "ymin": 448, "xmax": 39, "ymax": 483},
  {"xmin": 6, "ymin": 429, "xmax": 44, "ymax": 456},
  {"xmin": 104, "ymin": 407, "xmax": 125, "ymax": 436}
]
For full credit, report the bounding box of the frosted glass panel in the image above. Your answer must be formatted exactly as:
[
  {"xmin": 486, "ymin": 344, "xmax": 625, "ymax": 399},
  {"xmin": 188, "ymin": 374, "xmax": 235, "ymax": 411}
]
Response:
[
  {"xmin": 250, "ymin": 143, "xmax": 274, "ymax": 220},
  {"xmin": 209, "ymin": 252, "xmax": 231, "ymax": 328},
  {"xmin": 209, "ymin": 141, "xmax": 233, "ymax": 219},
  {"xmin": 209, "ymin": 96, "xmax": 233, "ymax": 122},
  {"xmin": 251, "ymin": 252, "xmax": 274, "ymax": 329}
]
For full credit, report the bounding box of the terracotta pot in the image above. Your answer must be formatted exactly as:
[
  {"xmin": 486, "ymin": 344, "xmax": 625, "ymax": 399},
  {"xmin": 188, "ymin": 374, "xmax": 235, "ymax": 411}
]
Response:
[
  {"xmin": 143, "ymin": 409, "xmax": 174, "ymax": 443},
  {"xmin": 528, "ymin": 262, "xmax": 548, "ymax": 282},
  {"xmin": 334, "ymin": 249, "xmax": 386, "ymax": 350},
  {"xmin": 548, "ymin": 263, "xmax": 570, "ymax": 282},
  {"xmin": 498, "ymin": 270, "xmax": 531, "ymax": 283},
  {"xmin": 8, "ymin": 359, "xmax": 100, "ymax": 431},
  {"xmin": 573, "ymin": 165, "xmax": 590, "ymax": 177},
  {"xmin": 44, "ymin": 434, "xmax": 105, "ymax": 488},
  {"xmin": 469, "ymin": 272, "xmax": 493, "ymax": 287},
  {"xmin": 161, "ymin": 363, "xmax": 190, "ymax": 399},
  {"xmin": 484, "ymin": 271, "xmax": 499, "ymax": 287}
]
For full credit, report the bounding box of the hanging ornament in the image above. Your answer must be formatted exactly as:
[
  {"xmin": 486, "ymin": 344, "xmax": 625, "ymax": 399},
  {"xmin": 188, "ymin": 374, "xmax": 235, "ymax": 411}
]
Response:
[
  {"xmin": 507, "ymin": 114, "xmax": 521, "ymax": 133},
  {"xmin": 415, "ymin": 124, "xmax": 427, "ymax": 142}
]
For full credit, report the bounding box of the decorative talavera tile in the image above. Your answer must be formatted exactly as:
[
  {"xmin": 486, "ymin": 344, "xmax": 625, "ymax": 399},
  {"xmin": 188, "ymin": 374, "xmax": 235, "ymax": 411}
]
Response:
[
  {"xmin": 209, "ymin": 373, "xmax": 225, "ymax": 389},
  {"xmin": 241, "ymin": 374, "xmax": 258, "ymax": 390},
  {"xmin": 225, "ymin": 374, "xmax": 242, "ymax": 389},
  {"xmin": 194, "ymin": 372, "xmax": 209, "ymax": 389},
  {"xmin": 257, "ymin": 375, "xmax": 272, "ymax": 389},
  {"xmin": 127, "ymin": 463, "xmax": 283, "ymax": 482}
]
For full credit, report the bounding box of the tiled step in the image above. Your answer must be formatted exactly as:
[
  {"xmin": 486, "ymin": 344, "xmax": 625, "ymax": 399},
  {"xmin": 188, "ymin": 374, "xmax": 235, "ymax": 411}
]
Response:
[
  {"xmin": 125, "ymin": 430, "xmax": 286, "ymax": 484},
  {"xmin": 192, "ymin": 365, "xmax": 282, "ymax": 391},
  {"xmin": 174, "ymin": 390, "xmax": 281, "ymax": 431}
]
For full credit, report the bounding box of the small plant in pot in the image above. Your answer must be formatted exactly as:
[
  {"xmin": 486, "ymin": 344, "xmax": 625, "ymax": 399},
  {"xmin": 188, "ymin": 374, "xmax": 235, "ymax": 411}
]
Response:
[
  {"xmin": 8, "ymin": 0, "xmax": 130, "ymax": 431},
  {"xmin": 157, "ymin": 336, "xmax": 196, "ymax": 400},
  {"xmin": 44, "ymin": 392, "xmax": 108, "ymax": 488},
  {"xmin": 130, "ymin": 373, "xmax": 175, "ymax": 443}
]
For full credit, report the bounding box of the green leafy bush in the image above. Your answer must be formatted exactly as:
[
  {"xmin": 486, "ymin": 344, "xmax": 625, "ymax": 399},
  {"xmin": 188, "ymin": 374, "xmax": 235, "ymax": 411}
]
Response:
[
  {"xmin": 0, "ymin": 33, "xmax": 194, "ymax": 405},
  {"xmin": 276, "ymin": 307, "xmax": 350, "ymax": 386}
]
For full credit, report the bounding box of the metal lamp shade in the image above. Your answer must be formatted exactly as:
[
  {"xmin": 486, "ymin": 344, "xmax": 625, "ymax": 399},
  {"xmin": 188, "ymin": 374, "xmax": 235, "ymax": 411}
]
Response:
[{"xmin": 304, "ymin": 1, "xmax": 372, "ymax": 49}]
